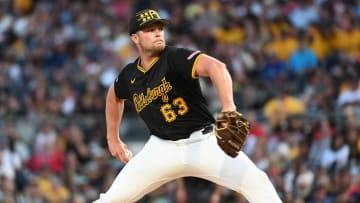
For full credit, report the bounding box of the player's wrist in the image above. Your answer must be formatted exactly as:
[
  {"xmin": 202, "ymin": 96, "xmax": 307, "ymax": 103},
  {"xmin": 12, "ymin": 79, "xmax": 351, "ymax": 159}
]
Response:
[
  {"xmin": 106, "ymin": 134, "xmax": 121, "ymax": 143},
  {"xmin": 221, "ymin": 103, "xmax": 236, "ymax": 112},
  {"xmin": 221, "ymin": 107, "xmax": 236, "ymax": 112}
]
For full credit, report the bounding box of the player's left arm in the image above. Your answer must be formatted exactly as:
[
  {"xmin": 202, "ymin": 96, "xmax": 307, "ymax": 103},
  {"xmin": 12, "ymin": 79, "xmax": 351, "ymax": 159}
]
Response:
[
  {"xmin": 175, "ymin": 178, "xmax": 187, "ymax": 203},
  {"xmin": 195, "ymin": 54, "xmax": 236, "ymax": 112},
  {"xmin": 210, "ymin": 185, "xmax": 223, "ymax": 203},
  {"xmin": 106, "ymin": 84, "xmax": 132, "ymax": 163}
]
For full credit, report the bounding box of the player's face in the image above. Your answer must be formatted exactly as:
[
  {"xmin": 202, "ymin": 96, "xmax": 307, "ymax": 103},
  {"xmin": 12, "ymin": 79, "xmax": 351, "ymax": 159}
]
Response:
[{"xmin": 135, "ymin": 23, "xmax": 166, "ymax": 55}]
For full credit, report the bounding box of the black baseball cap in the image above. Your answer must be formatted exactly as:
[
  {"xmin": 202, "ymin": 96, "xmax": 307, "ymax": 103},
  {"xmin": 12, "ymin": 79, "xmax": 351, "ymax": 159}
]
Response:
[{"xmin": 129, "ymin": 9, "xmax": 170, "ymax": 35}]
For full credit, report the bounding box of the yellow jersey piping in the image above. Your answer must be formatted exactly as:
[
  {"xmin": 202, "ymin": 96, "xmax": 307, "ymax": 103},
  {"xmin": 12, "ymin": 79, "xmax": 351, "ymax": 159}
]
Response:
[
  {"xmin": 137, "ymin": 57, "xmax": 160, "ymax": 73},
  {"xmin": 191, "ymin": 53, "xmax": 204, "ymax": 79}
]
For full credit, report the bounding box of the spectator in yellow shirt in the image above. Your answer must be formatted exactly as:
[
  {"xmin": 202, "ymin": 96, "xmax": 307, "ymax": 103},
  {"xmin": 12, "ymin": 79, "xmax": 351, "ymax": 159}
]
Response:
[
  {"xmin": 332, "ymin": 15, "xmax": 360, "ymax": 57},
  {"xmin": 264, "ymin": 89, "xmax": 306, "ymax": 129},
  {"xmin": 213, "ymin": 18, "xmax": 244, "ymax": 45},
  {"xmin": 265, "ymin": 30, "xmax": 298, "ymax": 61}
]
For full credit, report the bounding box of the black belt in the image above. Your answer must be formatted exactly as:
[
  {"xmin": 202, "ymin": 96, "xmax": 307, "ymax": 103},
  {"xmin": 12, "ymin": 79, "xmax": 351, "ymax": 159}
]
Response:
[{"xmin": 201, "ymin": 125, "xmax": 214, "ymax": 134}]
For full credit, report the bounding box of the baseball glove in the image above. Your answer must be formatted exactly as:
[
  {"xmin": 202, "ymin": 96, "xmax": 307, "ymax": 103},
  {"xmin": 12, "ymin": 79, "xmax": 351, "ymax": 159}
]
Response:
[{"xmin": 214, "ymin": 111, "xmax": 250, "ymax": 158}]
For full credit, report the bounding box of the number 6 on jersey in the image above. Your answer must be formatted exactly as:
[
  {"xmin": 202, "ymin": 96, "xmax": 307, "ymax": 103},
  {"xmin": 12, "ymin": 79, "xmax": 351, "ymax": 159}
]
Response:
[{"xmin": 160, "ymin": 97, "xmax": 189, "ymax": 122}]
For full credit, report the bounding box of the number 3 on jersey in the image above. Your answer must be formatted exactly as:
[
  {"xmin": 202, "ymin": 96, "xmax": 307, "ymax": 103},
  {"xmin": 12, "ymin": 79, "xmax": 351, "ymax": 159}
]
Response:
[{"xmin": 160, "ymin": 97, "xmax": 189, "ymax": 122}]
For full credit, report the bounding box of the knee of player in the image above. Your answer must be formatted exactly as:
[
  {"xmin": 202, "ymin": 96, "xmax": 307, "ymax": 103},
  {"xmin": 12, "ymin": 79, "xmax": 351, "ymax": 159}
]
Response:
[
  {"xmin": 257, "ymin": 170, "xmax": 270, "ymax": 179},
  {"xmin": 248, "ymin": 168, "xmax": 271, "ymax": 183}
]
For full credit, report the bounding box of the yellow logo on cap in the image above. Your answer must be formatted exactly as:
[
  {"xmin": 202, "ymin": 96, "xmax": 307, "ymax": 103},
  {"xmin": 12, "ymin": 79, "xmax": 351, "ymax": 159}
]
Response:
[{"xmin": 137, "ymin": 10, "xmax": 161, "ymax": 26}]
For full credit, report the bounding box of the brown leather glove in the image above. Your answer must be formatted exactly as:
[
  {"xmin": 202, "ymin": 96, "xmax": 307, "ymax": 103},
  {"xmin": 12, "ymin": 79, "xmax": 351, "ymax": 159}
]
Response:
[{"xmin": 215, "ymin": 111, "xmax": 250, "ymax": 158}]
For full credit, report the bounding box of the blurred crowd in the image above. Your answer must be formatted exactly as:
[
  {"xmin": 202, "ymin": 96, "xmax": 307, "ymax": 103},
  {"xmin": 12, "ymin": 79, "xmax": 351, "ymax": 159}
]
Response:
[{"xmin": 1, "ymin": 0, "xmax": 360, "ymax": 202}]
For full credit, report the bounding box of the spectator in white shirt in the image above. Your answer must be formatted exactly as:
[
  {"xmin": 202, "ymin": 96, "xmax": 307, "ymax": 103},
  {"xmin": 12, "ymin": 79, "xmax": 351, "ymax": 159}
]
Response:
[
  {"xmin": 321, "ymin": 135, "xmax": 350, "ymax": 172},
  {"xmin": 337, "ymin": 77, "xmax": 360, "ymax": 108}
]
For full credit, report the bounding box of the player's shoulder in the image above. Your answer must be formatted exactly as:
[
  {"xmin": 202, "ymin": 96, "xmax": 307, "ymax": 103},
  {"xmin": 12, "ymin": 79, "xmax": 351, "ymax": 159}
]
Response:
[
  {"xmin": 165, "ymin": 45, "xmax": 194, "ymax": 53},
  {"xmin": 162, "ymin": 45, "xmax": 177, "ymax": 56},
  {"xmin": 164, "ymin": 46, "xmax": 202, "ymax": 59}
]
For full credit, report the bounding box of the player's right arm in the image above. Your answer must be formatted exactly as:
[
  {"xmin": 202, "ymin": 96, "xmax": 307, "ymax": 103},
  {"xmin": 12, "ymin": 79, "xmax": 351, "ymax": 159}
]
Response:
[
  {"xmin": 105, "ymin": 84, "xmax": 132, "ymax": 163},
  {"xmin": 176, "ymin": 178, "xmax": 187, "ymax": 203},
  {"xmin": 195, "ymin": 54, "xmax": 236, "ymax": 112}
]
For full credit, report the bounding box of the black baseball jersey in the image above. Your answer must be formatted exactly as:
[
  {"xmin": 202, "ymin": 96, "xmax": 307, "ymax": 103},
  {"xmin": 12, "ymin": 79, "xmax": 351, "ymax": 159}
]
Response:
[{"xmin": 114, "ymin": 46, "xmax": 215, "ymax": 140}]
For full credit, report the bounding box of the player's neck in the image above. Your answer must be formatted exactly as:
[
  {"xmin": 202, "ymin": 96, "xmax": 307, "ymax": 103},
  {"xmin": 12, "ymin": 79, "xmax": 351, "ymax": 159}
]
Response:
[
  {"xmin": 138, "ymin": 56, "xmax": 158, "ymax": 71},
  {"xmin": 139, "ymin": 54, "xmax": 159, "ymax": 70}
]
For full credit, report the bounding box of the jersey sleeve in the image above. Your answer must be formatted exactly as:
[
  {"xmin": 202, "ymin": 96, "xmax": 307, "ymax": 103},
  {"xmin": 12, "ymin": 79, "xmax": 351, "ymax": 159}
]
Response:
[
  {"xmin": 169, "ymin": 47, "xmax": 203, "ymax": 80},
  {"xmin": 114, "ymin": 70, "xmax": 130, "ymax": 99}
]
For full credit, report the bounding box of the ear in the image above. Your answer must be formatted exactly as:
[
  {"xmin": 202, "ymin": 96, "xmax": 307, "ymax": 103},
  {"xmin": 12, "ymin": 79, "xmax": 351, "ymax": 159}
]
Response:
[{"xmin": 130, "ymin": 34, "xmax": 138, "ymax": 44}]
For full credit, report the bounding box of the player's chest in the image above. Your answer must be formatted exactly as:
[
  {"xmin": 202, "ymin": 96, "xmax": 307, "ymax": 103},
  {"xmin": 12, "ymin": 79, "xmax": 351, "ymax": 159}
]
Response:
[{"xmin": 128, "ymin": 64, "xmax": 175, "ymax": 95}]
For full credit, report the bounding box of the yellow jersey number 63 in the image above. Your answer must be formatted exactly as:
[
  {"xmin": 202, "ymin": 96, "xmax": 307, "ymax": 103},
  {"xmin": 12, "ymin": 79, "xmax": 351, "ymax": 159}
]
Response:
[{"xmin": 160, "ymin": 97, "xmax": 189, "ymax": 122}]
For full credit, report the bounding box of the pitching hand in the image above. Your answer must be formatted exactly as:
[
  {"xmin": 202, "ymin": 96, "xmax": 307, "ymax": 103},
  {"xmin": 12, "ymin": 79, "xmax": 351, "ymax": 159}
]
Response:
[{"xmin": 107, "ymin": 136, "xmax": 132, "ymax": 164}]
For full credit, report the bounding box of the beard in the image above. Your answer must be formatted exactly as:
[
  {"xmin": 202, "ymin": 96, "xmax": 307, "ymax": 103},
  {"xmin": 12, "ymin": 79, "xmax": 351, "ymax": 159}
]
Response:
[
  {"xmin": 150, "ymin": 43, "xmax": 165, "ymax": 56},
  {"xmin": 147, "ymin": 41, "xmax": 165, "ymax": 56},
  {"xmin": 139, "ymin": 39, "xmax": 166, "ymax": 56}
]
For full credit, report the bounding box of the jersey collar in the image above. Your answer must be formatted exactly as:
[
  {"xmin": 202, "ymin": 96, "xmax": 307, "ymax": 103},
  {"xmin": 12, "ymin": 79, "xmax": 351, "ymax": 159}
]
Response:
[{"xmin": 136, "ymin": 57, "xmax": 160, "ymax": 73}]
